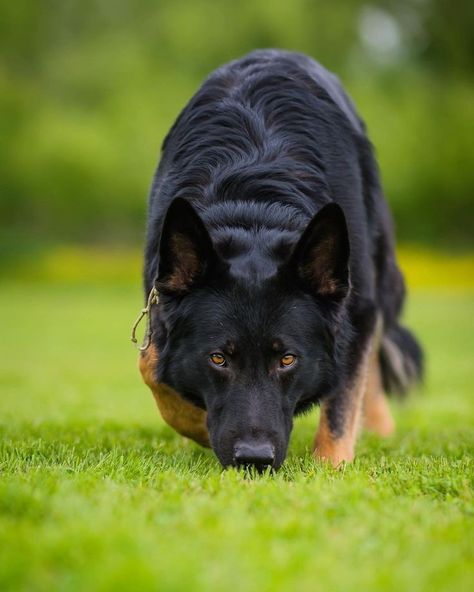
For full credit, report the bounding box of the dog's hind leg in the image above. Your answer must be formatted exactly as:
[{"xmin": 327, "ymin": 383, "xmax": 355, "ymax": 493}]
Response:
[
  {"xmin": 313, "ymin": 347, "xmax": 371, "ymax": 467},
  {"xmin": 362, "ymin": 344, "xmax": 395, "ymax": 437},
  {"xmin": 362, "ymin": 315, "xmax": 395, "ymax": 437}
]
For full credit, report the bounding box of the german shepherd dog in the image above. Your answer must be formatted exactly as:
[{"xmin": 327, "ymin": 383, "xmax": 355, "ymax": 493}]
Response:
[{"xmin": 137, "ymin": 50, "xmax": 423, "ymax": 470}]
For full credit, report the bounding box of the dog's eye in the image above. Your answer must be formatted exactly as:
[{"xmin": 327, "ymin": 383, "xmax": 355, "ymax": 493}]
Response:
[
  {"xmin": 280, "ymin": 354, "xmax": 296, "ymax": 368},
  {"xmin": 209, "ymin": 353, "xmax": 226, "ymax": 367}
]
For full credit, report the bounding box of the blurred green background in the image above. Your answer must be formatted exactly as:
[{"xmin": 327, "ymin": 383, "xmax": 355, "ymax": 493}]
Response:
[
  {"xmin": 1, "ymin": 4, "xmax": 474, "ymax": 591},
  {"xmin": 1, "ymin": 0, "xmax": 474, "ymax": 259}
]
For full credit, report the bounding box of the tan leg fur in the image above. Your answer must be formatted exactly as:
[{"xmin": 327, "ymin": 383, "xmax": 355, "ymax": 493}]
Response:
[
  {"xmin": 313, "ymin": 348, "xmax": 370, "ymax": 467},
  {"xmin": 362, "ymin": 313, "xmax": 395, "ymax": 436},
  {"xmin": 313, "ymin": 315, "xmax": 396, "ymax": 467},
  {"xmin": 362, "ymin": 345, "xmax": 395, "ymax": 437},
  {"xmin": 139, "ymin": 344, "xmax": 210, "ymax": 447}
]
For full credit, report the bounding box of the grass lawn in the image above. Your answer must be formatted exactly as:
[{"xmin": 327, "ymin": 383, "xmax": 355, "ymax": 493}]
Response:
[{"xmin": 0, "ymin": 259, "xmax": 473, "ymax": 591}]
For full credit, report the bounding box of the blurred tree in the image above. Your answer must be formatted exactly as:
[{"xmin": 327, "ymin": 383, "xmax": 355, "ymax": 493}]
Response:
[{"xmin": 0, "ymin": 0, "xmax": 473, "ymax": 248}]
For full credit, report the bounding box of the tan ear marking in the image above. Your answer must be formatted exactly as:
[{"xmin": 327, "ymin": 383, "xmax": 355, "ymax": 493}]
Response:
[
  {"xmin": 163, "ymin": 233, "xmax": 202, "ymax": 292},
  {"xmin": 304, "ymin": 235, "xmax": 341, "ymax": 296}
]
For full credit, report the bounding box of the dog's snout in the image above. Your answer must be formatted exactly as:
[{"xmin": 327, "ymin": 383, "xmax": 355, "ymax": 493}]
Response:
[{"xmin": 233, "ymin": 441, "xmax": 275, "ymax": 471}]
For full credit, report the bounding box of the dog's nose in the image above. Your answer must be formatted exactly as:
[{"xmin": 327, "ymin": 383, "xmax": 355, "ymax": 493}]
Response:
[{"xmin": 233, "ymin": 441, "xmax": 275, "ymax": 470}]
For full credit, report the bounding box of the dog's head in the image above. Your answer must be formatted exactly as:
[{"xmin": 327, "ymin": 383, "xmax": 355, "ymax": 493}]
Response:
[{"xmin": 152, "ymin": 198, "xmax": 350, "ymax": 470}]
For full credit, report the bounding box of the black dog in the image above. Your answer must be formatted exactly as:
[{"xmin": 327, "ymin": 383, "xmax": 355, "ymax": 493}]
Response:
[{"xmin": 137, "ymin": 50, "xmax": 423, "ymax": 470}]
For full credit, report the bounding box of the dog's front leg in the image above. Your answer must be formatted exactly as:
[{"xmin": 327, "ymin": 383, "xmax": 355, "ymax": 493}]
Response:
[{"xmin": 313, "ymin": 349, "xmax": 370, "ymax": 467}]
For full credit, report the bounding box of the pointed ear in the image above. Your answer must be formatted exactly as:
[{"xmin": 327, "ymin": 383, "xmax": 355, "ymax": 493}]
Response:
[
  {"xmin": 156, "ymin": 198, "xmax": 222, "ymax": 295},
  {"xmin": 284, "ymin": 203, "xmax": 350, "ymax": 301}
]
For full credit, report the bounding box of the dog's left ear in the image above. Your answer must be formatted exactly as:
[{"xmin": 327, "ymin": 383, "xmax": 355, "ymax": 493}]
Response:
[{"xmin": 283, "ymin": 203, "xmax": 350, "ymax": 301}]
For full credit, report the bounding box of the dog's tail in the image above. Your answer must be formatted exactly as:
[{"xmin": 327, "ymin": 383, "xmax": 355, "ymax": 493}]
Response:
[{"xmin": 379, "ymin": 324, "xmax": 423, "ymax": 395}]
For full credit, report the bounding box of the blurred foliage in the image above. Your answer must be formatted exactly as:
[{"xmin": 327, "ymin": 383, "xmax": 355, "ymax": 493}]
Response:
[
  {"xmin": 1, "ymin": 0, "xmax": 473, "ymax": 248},
  {"xmin": 3, "ymin": 245, "xmax": 474, "ymax": 294}
]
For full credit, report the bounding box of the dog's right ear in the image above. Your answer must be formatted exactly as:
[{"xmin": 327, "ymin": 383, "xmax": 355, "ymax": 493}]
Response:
[
  {"xmin": 281, "ymin": 202, "xmax": 350, "ymax": 302},
  {"xmin": 156, "ymin": 198, "xmax": 223, "ymax": 295}
]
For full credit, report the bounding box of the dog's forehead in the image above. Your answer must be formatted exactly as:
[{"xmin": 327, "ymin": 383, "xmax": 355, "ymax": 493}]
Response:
[
  {"xmin": 190, "ymin": 281, "xmax": 319, "ymax": 344},
  {"xmin": 213, "ymin": 228, "xmax": 298, "ymax": 280}
]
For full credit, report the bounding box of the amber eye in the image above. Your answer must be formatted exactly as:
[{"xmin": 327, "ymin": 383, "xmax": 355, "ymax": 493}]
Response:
[
  {"xmin": 280, "ymin": 354, "xmax": 296, "ymax": 368},
  {"xmin": 209, "ymin": 353, "xmax": 226, "ymax": 367}
]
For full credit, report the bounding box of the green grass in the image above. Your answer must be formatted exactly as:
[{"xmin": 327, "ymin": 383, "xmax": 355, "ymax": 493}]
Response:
[{"xmin": 0, "ymin": 278, "xmax": 473, "ymax": 592}]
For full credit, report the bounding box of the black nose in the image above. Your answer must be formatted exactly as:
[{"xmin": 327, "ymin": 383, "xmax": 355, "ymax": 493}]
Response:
[{"xmin": 233, "ymin": 441, "xmax": 275, "ymax": 471}]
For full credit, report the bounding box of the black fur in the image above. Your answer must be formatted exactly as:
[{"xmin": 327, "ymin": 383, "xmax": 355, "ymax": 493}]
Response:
[{"xmin": 143, "ymin": 49, "xmax": 423, "ymax": 469}]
